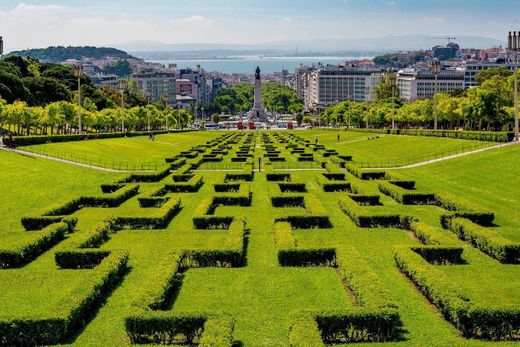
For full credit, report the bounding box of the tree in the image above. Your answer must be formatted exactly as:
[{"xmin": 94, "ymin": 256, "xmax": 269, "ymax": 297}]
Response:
[
  {"xmin": 295, "ymin": 113, "xmax": 304, "ymax": 126},
  {"xmin": 22, "ymin": 77, "xmax": 71, "ymax": 106},
  {"xmin": 374, "ymin": 73, "xmax": 400, "ymax": 101},
  {"xmin": 475, "ymin": 66, "xmax": 513, "ymax": 85},
  {"xmin": 102, "ymin": 59, "xmax": 132, "ymax": 77}
]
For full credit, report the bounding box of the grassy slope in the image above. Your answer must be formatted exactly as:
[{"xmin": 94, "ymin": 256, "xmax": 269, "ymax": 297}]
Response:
[
  {"xmin": 0, "ymin": 133, "xmax": 518, "ymax": 346},
  {"xmin": 22, "ymin": 131, "xmax": 223, "ymax": 164},
  {"xmin": 299, "ymin": 129, "xmax": 492, "ymax": 164}
]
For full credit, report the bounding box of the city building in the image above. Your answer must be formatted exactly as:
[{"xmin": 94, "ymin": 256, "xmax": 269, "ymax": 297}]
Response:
[
  {"xmin": 300, "ymin": 65, "xmax": 385, "ymax": 111},
  {"xmin": 464, "ymin": 61, "xmax": 516, "ymax": 88},
  {"xmin": 133, "ymin": 71, "xmax": 177, "ymax": 106},
  {"xmin": 397, "ymin": 68, "xmax": 465, "ymax": 103},
  {"xmin": 433, "ymin": 43, "xmax": 460, "ymax": 61}
]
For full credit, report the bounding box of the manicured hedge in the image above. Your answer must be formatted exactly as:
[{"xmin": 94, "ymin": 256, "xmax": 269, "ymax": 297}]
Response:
[
  {"xmin": 43, "ymin": 184, "xmax": 139, "ymax": 216},
  {"xmin": 108, "ymin": 197, "xmax": 182, "ymax": 230},
  {"xmin": 349, "ymin": 128, "xmax": 513, "ymax": 142},
  {"xmin": 266, "ymin": 173, "xmax": 291, "ymax": 182},
  {"xmin": 315, "ymin": 174, "xmax": 351, "ymax": 193},
  {"xmin": 412, "ymin": 246, "xmax": 464, "ymax": 265},
  {"xmin": 0, "ymin": 250, "xmax": 128, "ymax": 345},
  {"xmin": 100, "ymin": 183, "xmax": 124, "ymax": 193},
  {"xmin": 0, "ymin": 220, "xmax": 75, "ymax": 268},
  {"xmin": 278, "ymin": 183, "xmax": 307, "ymax": 193},
  {"xmin": 272, "ymin": 196, "xmax": 306, "ymax": 208},
  {"xmin": 436, "ymin": 192, "xmax": 495, "ymax": 227},
  {"xmin": 214, "ymin": 183, "xmax": 240, "ymax": 193},
  {"xmin": 378, "ymin": 181, "xmax": 436, "ymax": 205},
  {"xmin": 394, "ymin": 247, "xmax": 520, "ymax": 340},
  {"xmin": 409, "ymin": 221, "xmax": 456, "ymax": 246},
  {"xmin": 198, "ymin": 317, "xmax": 235, "ymax": 347},
  {"xmin": 275, "ymin": 216, "xmax": 332, "ymax": 229},
  {"xmin": 348, "ymin": 194, "xmax": 381, "ymax": 206},
  {"xmin": 119, "ymin": 166, "xmax": 171, "ymax": 183},
  {"xmin": 278, "ymin": 248, "xmax": 337, "ymax": 267},
  {"xmin": 164, "ymin": 175, "xmax": 204, "ymax": 193},
  {"xmin": 55, "ymin": 249, "xmax": 111, "ymax": 269},
  {"xmin": 346, "ymin": 164, "xmax": 387, "ymax": 180},
  {"xmin": 450, "ymin": 218, "xmax": 520, "ymax": 264},
  {"xmin": 138, "ymin": 197, "xmax": 170, "ymax": 208},
  {"xmin": 339, "ymin": 197, "xmax": 412, "ymax": 229},
  {"xmin": 288, "ymin": 314, "xmax": 325, "ymax": 347}
]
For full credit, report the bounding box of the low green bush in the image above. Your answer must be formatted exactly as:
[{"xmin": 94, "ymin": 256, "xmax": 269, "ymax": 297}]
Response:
[
  {"xmin": 316, "ymin": 309, "xmax": 402, "ymax": 344},
  {"xmin": 339, "ymin": 197, "xmax": 412, "ymax": 229},
  {"xmin": 278, "ymin": 248, "xmax": 337, "ymax": 267},
  {"xmin": 378, "ymin": 181, "xmax": 436, "ymax": 205},
  {"xmin": 266, "ymin": 173, "xmax": 291, "ymax": 182},
  {"xmin": 436, "ymin": 192, "xmax": 495, "ymax": 227},
  {"xmin": 349, "ymin": 128, "xmax": 513, "ymax": 142},
  {"xmin": 409, "ymin": 221, "xmax": 456, "ymax": 245},
  {"xmin": 0, "ymin": 250, "xmax": 128, "ymax": 345},
  {"xmin": 278, "ymin": 183, "xmax": 306, "ymax": 193},
  {"xmin": 315, "ymin": 175, "xmax": 351, "ymax": 193},
  {"xmin": 275, "ymin": 216, "xmax": 332, "ymax": 229},
  {"xmin": 450, "ymin": 218, "xmax": 520, "ymax": 264},
  {"xmin": 199, "ymin": 316, "xmax": 235, "ymax": 347},
  {"xmin": 119, "ymin": 166, "xmax": 171, "ymax": 183},
  {"xmin": 348, "ymin": 194, "xmax": 381, "ymax": 206},
  {"xmin": 138, "ymin": 197, "xmax": 170, "ymax": 208},
  {"xmin": 164, "ymin": 175, "xmax": 204, "ymax": 193},
  {"xmin": 272, "ymin": 196, "xmax": 306, "ymax": 208},
  {"xmin": 55, "ymin": 249, "xmax": 111, "ymax": 269},
  {"xmin": 346, "ymin": 164, "xmax": 387, "ymax": 180},
  {"xmin": 109, "ymin": 198, "xmax": 182, "ymax": 230},
  {"xmin": 214, "ymin": 183, "xmax": 240, "ymax": 193},
  {"xmin": 288, "ymin": 314, "xmax": 325, "ymax": 347},
  {"xmin": 0, "ymin": 220, "xmax": 75, "ymax": 268},
  {"xmin": 412, "ymin": 246, "xmax": 464, "ymax": 265}
]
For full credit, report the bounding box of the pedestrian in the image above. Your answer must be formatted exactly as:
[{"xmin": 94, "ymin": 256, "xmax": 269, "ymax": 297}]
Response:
[
  {"xmin": 7, "ymin": 132, "xmax": 14, "ymax": 148},
  {"xmin": 315, "ymin": 135, "xmax": 318, "ymax": 145},
  {"xmin": 337, "ymin": 133, "xmax": 340, "ymax": 142},
  {"xmin": 149, "ymin": 133, "xmax": 153, "ymax": 141}
]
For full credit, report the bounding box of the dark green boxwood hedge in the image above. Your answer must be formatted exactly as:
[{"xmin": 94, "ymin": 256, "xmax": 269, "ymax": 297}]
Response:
[
  {"xmin": 278, "ymin": 248, "xmax": 337, "ymax": 267},
  {"xmin": 412, "ymin": 246, "xmax": 464, "ymax": 265},
  {"xmin": 55, "ymin": 249, "xmax": 111, "ymax": 269}
]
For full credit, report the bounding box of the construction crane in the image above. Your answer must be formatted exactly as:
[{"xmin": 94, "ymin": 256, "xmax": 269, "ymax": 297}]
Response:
[{"xmin": 428, "ymin": 37, "xmax": 457, "ymax": 45}]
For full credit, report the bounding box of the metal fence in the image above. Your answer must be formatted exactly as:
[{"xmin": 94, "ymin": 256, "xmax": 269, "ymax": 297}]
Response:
[
  {"xmin": 21, "ymin": 146, "xmax": 159, "ymax": 171},
  {"xmin": 197, "ymin": 161, "xmax": 247, "ymax": 171},
  {"xmin": 354, "ymin": 143, "xmax": 492, "ymax": 168},
  {"xmin": 271, "ymin": 160, "xmax": 323, "ymax": 170}
]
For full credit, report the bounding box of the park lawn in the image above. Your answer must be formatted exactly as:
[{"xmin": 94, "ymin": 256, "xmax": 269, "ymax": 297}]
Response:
[
  {"xmin": 0, "ymin": 149, "xmax": 120, "ymax": 232},
  {"xmin": 22, "ymin": 131, "xmax": 223, "ymax": 166},
  {"xmin": 0, "ymin": 131, "xmax": 519, "ymax": 346},
  {"xmin": 393, "ymin": 144, "xmax": 520, "ymax": 242},
  {"xmin": 300, "ymin": 129, "xmax": 493, "ymax": 165}
]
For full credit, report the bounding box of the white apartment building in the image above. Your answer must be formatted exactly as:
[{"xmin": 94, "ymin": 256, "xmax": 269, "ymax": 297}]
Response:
[
  {"xmin": 133, "ymin": 72, "xmax": 177, "ymax": 106},
  {"xmin": 397, "ymin": 68, "xmax": 465, "ymax": 103},
  {"xmin": 302, "ymin": 66, "xmax": 385, "ymax": 111}
]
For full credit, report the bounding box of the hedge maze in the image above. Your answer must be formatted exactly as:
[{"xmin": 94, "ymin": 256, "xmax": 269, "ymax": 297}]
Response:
[{"xmin": 1, "ymin": 130, "xmax": 519, "ymax": 346}]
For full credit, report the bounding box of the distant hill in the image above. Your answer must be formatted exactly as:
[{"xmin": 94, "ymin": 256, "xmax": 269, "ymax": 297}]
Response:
[{"xmin": 8, "ymin": 46, "xmax": 134, "ymax": 63}]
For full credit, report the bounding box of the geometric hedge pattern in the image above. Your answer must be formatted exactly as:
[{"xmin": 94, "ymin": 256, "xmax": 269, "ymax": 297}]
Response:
[{"xmin": 0, "ymin": 131, "xmax": 519, "ymax": 345}]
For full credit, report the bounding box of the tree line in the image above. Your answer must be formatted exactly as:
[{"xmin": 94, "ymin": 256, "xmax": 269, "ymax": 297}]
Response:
[
  {"xmin": 322, "ymin": 67, "xmax": 518, "ymax": 131},
  {"xmin": 0, "ymin": 55, "xmax": 193, "ymax": 135}
]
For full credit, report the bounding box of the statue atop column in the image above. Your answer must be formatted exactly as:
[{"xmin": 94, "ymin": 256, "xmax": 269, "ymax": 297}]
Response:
[{"xmin": 248, "ymin": 66, "xmax": 268, "ymax": 122}]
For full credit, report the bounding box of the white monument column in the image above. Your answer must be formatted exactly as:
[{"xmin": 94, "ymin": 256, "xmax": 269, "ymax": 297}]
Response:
[{"xmin": 248, "ymin": 66, "xmax": 268, "ymax": 121}]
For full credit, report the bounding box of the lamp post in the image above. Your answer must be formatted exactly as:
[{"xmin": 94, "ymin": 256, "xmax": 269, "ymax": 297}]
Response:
[
  {"xmin": 431, "ymin": 60, "xmax": 441, "ymax": 130},
  {"xmin": 0, "ymin": 36, "xmax": 3, "ymax": 60},
  {"xmin": 144, "ymin": 91, "xmax": 151, "ymax": 132},
  {"xmin": 119, "ymin": 79, "xmax": 127, "ymax": 133},
  {"xmin": 508, "ymin": 31, "xmax": 520, "ymax": 142},
  {"xmin": 74, "ymin": 65, "xmax": 84, "ymax": 134}
]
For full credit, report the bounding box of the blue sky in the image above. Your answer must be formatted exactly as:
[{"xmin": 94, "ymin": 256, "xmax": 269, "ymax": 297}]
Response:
[{"xmin": 0, "ymin": 1, "xmax": 517, "ymax": 51}]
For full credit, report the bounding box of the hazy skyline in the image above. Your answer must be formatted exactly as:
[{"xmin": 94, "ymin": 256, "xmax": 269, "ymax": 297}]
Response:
[{"xmin": 1, "ymin": 0, "xmax": 517, "ymax": 52}]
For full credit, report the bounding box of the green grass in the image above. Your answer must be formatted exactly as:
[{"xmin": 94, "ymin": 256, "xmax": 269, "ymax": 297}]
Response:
[
  {"xmin": 22, "ymin": 131, "xmax": 224, "ymax": 166},
  {"xmin": 299, "ymin": 129, "xmax": 493, "ymax": 166},
  {"xmin": 0, "ymin": 131, "xmax": 519, "ymax": 346}
]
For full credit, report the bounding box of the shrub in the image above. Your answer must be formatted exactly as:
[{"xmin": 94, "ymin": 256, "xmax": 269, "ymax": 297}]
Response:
[
  {"xmin": 0, "ymin": 221, "xmax": 74, "ymax": 268},
  {"xmin": 199, "ymin": 316, "xmax": 235, "ymax": 347},
  {"xmin": 164, "ymin": 175, "xmax": 204, "ymax": 193},
  {"xmin": 288, "ymin": 314, "xmax": 325, "ymax": 347},
  {"xmin": 279, "ymin": 183, "xmax": 306, "ymax": 193},
  {"xmin": 378, "ymin": 181, "xmax": 436, "ymax": 205},
  {"xmin": 348, "ymin": 194, "xmax": 381, "ymax": 206},
  {"xmin": 316, "ymin": 309, "xmax": 402, "ymax": 344},
  {"xmin": 278, "ymin": 248, "xmax": 337, "ymax": 267},
  {"xmin": 266, "ymin": 173, "xmax": 291, "ymax": 182},
  {"xmin": 436, "ymin": 192, "xmax": 495, "ymax": 227},
  {"xmin": 109, "ymin": 198, "xmax": 182, "ymax": 230},
  {"xmin": 272, "ymin": 196, "xmax": 306, "ymax": 208},
  {"xmin": 315, "ymin": 175, "xmax": 351, "ymax": 193},
  {"xmin": 409, "ymin": 221, "xmax": 456, "ymax": 246},
  {"xmin": 450, "ymin": 218, "xmax": 520, "ymax": 264},
  {"xmin": 0, "ymin": 250, "xmax": 128, "ymax": 345},
  {"xmin": 55, "ymin": 249, "xmax": 111, "ymax": 269},
  {"xmin": 214, "ymin": 183, "xmax": 240, "ymax": 193},
  {"xmin": 346, "ymin": 164, "xmax": 387, "ymax": 180},
  {"xmin": 119, "ymin": 166, "xmax": 171, "ymax": 183},
  {"xmin": 412, "ymin": 246, "xmax": 464, "ymax": 265},
  {"xmin": 100, "ymin": 183, "xmax": 124, "ymax": 193},
  {"xmin": 339, "ymin": 197, "xmax": 412, "ymax": 229},
  {"xmin": 275, "ymin": 216, "xmax": 332, "ymax": 229},
  {"xmin": 138, "ymin": 197, "xmax": 170, "ymax": 208}
]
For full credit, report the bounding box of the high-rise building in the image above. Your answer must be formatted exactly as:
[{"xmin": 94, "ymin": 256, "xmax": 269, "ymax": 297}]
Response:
[{"xmin": 133, "ymin": 71, "xmax": 177, "ymax": 106}]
